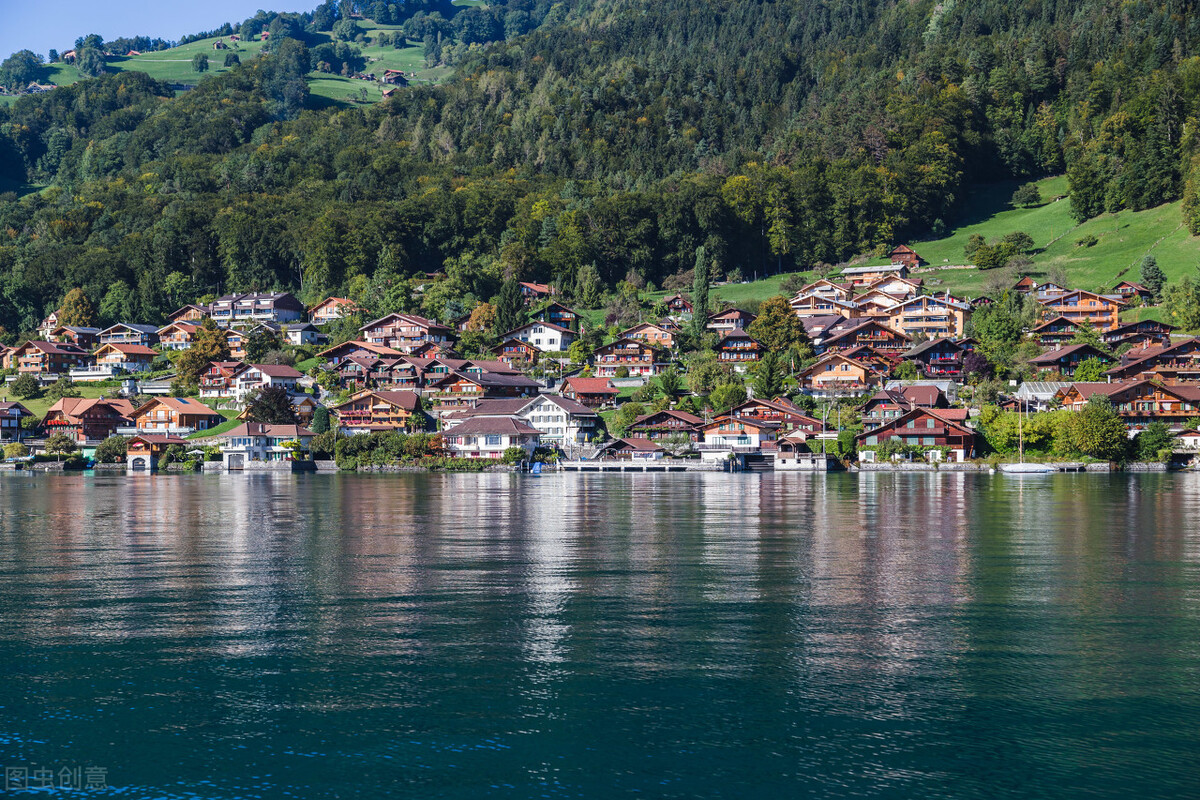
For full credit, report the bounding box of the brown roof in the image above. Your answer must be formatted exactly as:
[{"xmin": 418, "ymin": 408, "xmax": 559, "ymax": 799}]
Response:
[
  {"xmin": 562, "ymin": 377, "xmax": 619, "ymax": 395},
  {"xmin": 442, "ymin": 416, "xmax": 541, "ymax": 436},
  {"xmin": 245, "ymin": 363, "xmax": 303, "ymax": 378},
  {"xmin": 97, "ymin": 343, "xmax": 157, "ymax": 356},
  {"xmin": 632, "ymin": 409, "xmax": 704, "ymax": 426},
  {"xmin": 607, "ymin": 437, "xmax": 663, "ymax": 452},
  {"xmin": 218, "ymin": 422, "xmax": 314, "ymax": 438}
]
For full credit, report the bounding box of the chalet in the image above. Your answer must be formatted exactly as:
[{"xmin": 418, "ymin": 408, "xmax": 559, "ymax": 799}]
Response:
[
  {"xmin": 331, "ymin": 389, "xmax": 424, "ymax": 433},
  {"xmin": 43, "ymin": 397, "xmax": 136, "ymax": 442},
  {"xmin": 596, "ymin": 438, "xmax": 664, "ymax": 460},
  {"xmin": 1031, "ymin": 316, "xmax": 1084, "ymax": 347},
  {"xmin": 198, "ymin": 361, "xmax": 246, "ymax": 398},
  {"xmin": 99, "ymin": 323, "xmax": 159, "ymax": 347},
  {"xmin": 887, "ymin": 245, "xmax": 924, "ymax": 270},
  {"xmin": 859, "ymin": 386, "xmax": 950, "ymax": 429},
  {"xmin": 1012, "ymin": 276, "xmax": 1037, "ymax": 294},
  {"xmin": 1056, "ymin": 381, "xmax": 1200, "ymax": 429},
  {"xmin": 856, "ymin": 408, "xmax": 977, "ymax": 462},
  {"xmin": 218, "ymin": 423, "xmax": 315, "ymax": 468},
  {"xmin": 560, "ymin": 376, "xmax": 619, "ymax": 408},
  {"xmin": 1035, "ymin": 282, "xmax": 1069, "ymax": 301},
  {"xmin": 48, "ymin": 326, "xmax": 101, "ymax": 349},
  {"xmin": 840, "ymin": 263, "xmax": 908, "ymax": 287},
  {"xmin": 447, "ymin": 394, "xmax": 599, "ymax": 446},
  {"xmin": 11, "ymin": 341, "xmax": 92, "ymax": 375},
  {"xmin": 167, "ymin": 304, "xmax": 209, "ymax": 323},
  {"xmin": 499, "ymin": 320, "xmax": 577, "ymax": 352},
  {"xmin": 531, "ymin": 301, "xmax": 581, "ymax": 331},
  {"xmin": 276, "ymin": 322, "xmax": 324, "ymax": 347},
  {"xmin": 425, "ymin": 370, "xmax": 541, "ymax": 413},
  {"xmin": 591, "ymin": 338, "xmax": 669, "ymax": 378},
  {"xmin": 790, "ymin": 294, "xmax": 861, "ymax": 318},
  {"xmin": 125, "ymin": 397, "xmax": 224, "ymax": 435},
  {"xmin": 1037, "ymin": 290, "xmax": 1124, "ymax": 331},
  {"xmin": 492, "ymin": 338, "xmax": 541, "ymax": 367},
  {"xmin": 1113, "ymin": 281, "xmax": 1154, "ymax": 304},
  {"xmin": 359, "ymin": 312, "xmax": 453, "ymax": 352},
  {"xmin": 309, "ymin": 296, "xmax": 362, "ymax": 325},
  {"xmin": 318, "ymin": 339, "xmax": 404, "ymax": 366},
  {"xmin": 865, "ymin": 275, "xmax": 923, "ymax": 296},
  {"xmin": 796, "ymin": 278, "xmax": 854, "ymax": 302},
  {"xmin": 518, "ymin": 281, "xmax": 554, "ymax": 304},
  {"xmin": 901, "ymin": 339, "xmax": 964, "ymax": 378},
  {"xmin": 209, "ymin": 292, "xmax": 305, "ymax": 326},
  {"xmin": 79, "ymin": 343, "xmax": 158, "ymax": 380},
  {"xmin": 0, "ymin": 401, "xmax": 32, "ymax": 443},
  {"xmin": 408, "ymin": 341, "xmax": 459, "ymax": 359},
  {"xmin": 441, "ymin": 417, "xmax": 540, "ymax": 459},
  {"xmin": 706, "ymin": 308, "xmax": 757, "ymax": 335},
  {"xmin": 1028, "ymin": 344, "xmax": 1113, "ymax": 378},
  {"xmin": 1105, "ymin": 338, "xmax": 1200, "ymax": 384},
  {"xmin": 885, "ymin": 295, "xmax": 971, "ymax": 338},
  {"xmin": 727, "ymin": 397, "xmax": 824, "ymax": 434},
  {"xmin": 628, "ymin": 409, "xmax": 705, "ymax": 442},
  {"xmin": 715, "ymin": 329, "xmax": 763, "ymax": 367},
  {"xmin": 969, "ymin": 296, "xmax": 995, "ymax": 309},
  {"xmin": 797, "ymin": 352, "xmax": 886, "ymax": 396},
  {"xmin": 701, "ymin": 416, "xmax": 780, "ymax": 450},
  {"xmin": 800, "ymin": 314, "xmax": 849, "ymax": 345},
  {"xmin": 818, "ymin": 318, "xmax": 911, "ymax": 356},
  {"xmin": 1101, "ymin": 320, "xmax": 1175, "ymax": 349},
  {"xmin": 153, "ymin": 321, "xmax": 196, "ymax": 351},
  {"xmin": 381, "ymin": 69, "xmax": 408, "ymax": 86},
  {"xmin": 853, "ymin": 288, "xmax": 908, "ymax": 313},
  {"xmin": 125, "ymin": 435, "xmax": 189, "ymax": 472},
  {"xmin": 620, "ymin": 321, "xmax": 678, "ymax": 349},
  {"xmin": 230, "ymin": 363, "xmax": 304, "ymax": 402},
  {"xmin": 37, "ymin": 310, "xmax": 60, "ymax": 339},
  {"xmin": 663, "ymin": 294, "xmax": 693, "ymax": 314},
  {"xmin": 226, "ymin": 329, "xmax": 247, "ymax": 360}
]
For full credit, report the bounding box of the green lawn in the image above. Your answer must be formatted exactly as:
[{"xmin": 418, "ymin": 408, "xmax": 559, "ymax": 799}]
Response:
[
  {"xmin": 3, "ymin": 385, "xmax": 114, "ymax": 420},
  {"xmin": 295, "ymin": 357, "xmax": 320, "ymax": 373},
  {"xmin": 187, "ymin": 416, "xmax": 242, "ymax": 439},
  {"xmin": 24, "ymin": 20, "xmax": 450, "ymax": 108}
]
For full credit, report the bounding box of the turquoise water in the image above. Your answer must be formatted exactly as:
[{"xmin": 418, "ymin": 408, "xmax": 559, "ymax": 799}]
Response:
[{"xmin": 0, "ymin": 472, "xmax": 1198, "ymax": 798}]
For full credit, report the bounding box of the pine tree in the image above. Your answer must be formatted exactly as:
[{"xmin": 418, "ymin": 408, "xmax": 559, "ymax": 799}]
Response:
[
  {"xmin": 310, "ymin": 406, "xmax": 331, "ymax": 434},
  {"xmin": 1140, "ymin": 255, "xmax": 1165, "ymax": 302},
  {"xmin": 493, "ymin": 279, "xmax": 525, "ymax": 335},
  {"xmin": 753, "ymin": 351, "xmax": 785, "ymax": 399}
]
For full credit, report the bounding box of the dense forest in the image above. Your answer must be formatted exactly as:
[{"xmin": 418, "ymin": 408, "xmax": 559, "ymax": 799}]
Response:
[{"xmin": 1, "ymin": 0, "xmax": 1200, "ymax": 336}]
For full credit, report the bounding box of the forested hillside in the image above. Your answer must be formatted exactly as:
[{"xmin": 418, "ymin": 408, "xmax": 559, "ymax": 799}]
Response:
[{"xmin": 1, "ymin": 0, "xmax": 1199, "ymax": 336}]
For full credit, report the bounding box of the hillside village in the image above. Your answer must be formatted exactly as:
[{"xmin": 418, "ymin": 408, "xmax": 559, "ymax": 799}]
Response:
[{"xmin": 0, "ymin": 243, "xmax": 1194, "ymax": 473}]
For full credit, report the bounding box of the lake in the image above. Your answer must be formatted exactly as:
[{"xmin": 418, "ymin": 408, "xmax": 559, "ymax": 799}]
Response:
[{"xmin": 0, "ymin": 472, "xmax": 1198, "ymax": 798}]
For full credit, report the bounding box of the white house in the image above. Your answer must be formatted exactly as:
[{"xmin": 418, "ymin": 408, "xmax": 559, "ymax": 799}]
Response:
[
  {"xmin": 440, "ymin": 416, "xmax": 541, "ymax": 459},
  {"xmin": 499, "ymin": 321, "xmax": 577, "ymax": 353},
  {"xmin": 231, "ymin": 364, "xmax": 304, "ymax": 402},
  {"xmin": 217, "ymin": 422, "xmax": 315, "ymax": 469},
  {"xmin": 444, "ymin": 394, "xmax": 599, "ymax": 447}
]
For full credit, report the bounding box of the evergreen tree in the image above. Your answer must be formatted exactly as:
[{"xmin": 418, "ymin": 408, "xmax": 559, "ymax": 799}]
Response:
[
  {"xmin": 753, "ymin": 351, "xmax": 785, "ymax": 399},
  {"xmin": 244, "ymin": 385, "xmax": 298, "ymax": 424},
  {"xmin": 690, "ymin": 246, "xmax": 709, "ymax": 340},
  {"xmin": 1140, "ymin": 255, "xmax": 1165, "ymax": 302},
  {"xmin": 310, "ymin": 405, "xmax": 331, "ymax": 434},
  {"xmin": 492, "ymin": 279, "xmax": 525, "ymax": 335}
]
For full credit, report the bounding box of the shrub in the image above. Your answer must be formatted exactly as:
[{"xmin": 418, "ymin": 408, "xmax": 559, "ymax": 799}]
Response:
[
  {"xmin": 1076, "ymin": 234, "xmax": 1098, "ymax": 248},
  {"xmin": 615, "ymin": 366, "xmax": 630, "ymax": 378},
  {"xmin": 3, "ymin": 442, "xmax": 28, "ymax": 459},
  {"xmin": 501, "ymin": 446, "xmax": 526, "ymax": 465},
  {"xmin": 94, "ymin": 435, "xmax": 128, "ymax": 463},
  {"xmin": 10, "ymin": 373, "xmax": 40, "ymax": 399}
]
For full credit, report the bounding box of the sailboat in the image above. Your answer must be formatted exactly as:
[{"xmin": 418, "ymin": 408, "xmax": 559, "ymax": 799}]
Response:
[{"xmin": 999, "ymin": 396, "xmax": 1055, "ymax": 473}]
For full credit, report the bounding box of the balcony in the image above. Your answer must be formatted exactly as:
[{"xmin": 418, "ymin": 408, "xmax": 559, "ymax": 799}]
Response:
[{"xmin": 115, "ymin": 425, "xmax": 198, "ymax": 436}]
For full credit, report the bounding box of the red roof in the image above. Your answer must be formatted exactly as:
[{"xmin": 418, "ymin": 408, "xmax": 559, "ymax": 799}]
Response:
[
  {"xmin": 443, "ymin": 416, "xmax": 540, "ymax": 436},
  {"xmin": 563, "ymin": 377, "xmax": 619, "ymax": 395}
]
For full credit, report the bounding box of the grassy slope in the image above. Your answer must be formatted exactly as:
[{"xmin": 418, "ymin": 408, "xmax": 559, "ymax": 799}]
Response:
[
  {"xmin": 4, "ymin": 385, "xmax": 113, "ymax": 419},
  {"xmin": 25, "ymin": 18, "xmax": 449, "ymax": 108}
]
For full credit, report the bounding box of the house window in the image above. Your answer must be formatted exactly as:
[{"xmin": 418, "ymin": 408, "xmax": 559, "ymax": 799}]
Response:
[{"xmin": 486, "ymin": 435, "xmax": 501, "ymax": 446}]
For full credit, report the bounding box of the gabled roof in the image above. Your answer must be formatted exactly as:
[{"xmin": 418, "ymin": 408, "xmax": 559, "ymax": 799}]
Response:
[
  {"xmin": 1031, "ymin": 315, "xmax": 1081, "ymax": 333},
  {"xmin": 95, "ymin": 343, "xmax": 158, "ymax": 357},
  {"xmin": 631, "ymin": 408, "xmax": 704, "ymax": 426},
  {"xmin": 242, "ymin": 363, "xmax": 304, "ymax": 378},
  {"xmin": 1028, "ymin": 344, "xmax": 1111, "ymax": 365},
  {"xmin": 16, "ymin": 340, "xmax": 89, "ymax": 355},
  {"xmin": 716, "ymin": 329, "xmax": 761, "ymax": 346},
  {"xmin": 1037, "ymin": 289, "xmax": 1126, "ymax": 307},
  {"xmin": 45, "ymin": 397, "xmax": 134, "ymax": 422},
  {"xmin": 217, "ymin": 422, "xmax": 314, "ymax": 438},
  {"xmin": 359, "ymin": 312, "xmax": 451, "ymax": 332},
  {"xmin": 1107, "ymin": 337, "xmax": 1200, "ymax": 376},
  {"xmin": 442, "ymin": 416, "xmax": 541, "ymax": 436},
  {"xmin": 51, "ymin": 325, "xmax": 101, "ymax": 335},
  {"xmin": 101, "ymin": 323, "xmax": 160, "ymax": 335},
  {"xmin": 903, "ymin": 338, "xmax": 964, "ymax": 358},
  {"xmin": 131, "ymin": 397, "xmax": 221, "ymax": 418},
  {"xmin": 318, "ymin": 340, "xmax": 404, "ymax": 358},
  {"xmin": 332, "ymin": 389, "xmax": 421, "ymax": 412},
  {"xmin": 602, "ymin": 437, "xmax": 663, "ymax": 452},
  {"xmin": 561, "ymin": 377, "xmax": 619, "ymax": 395},
  {"xmin": 855, "ymin": 407, "xmax": 974, "ymax": 440},
  {"xmin": 707, "ymin": 308, "xmax": 757, "ymax": 321},
  {"xmin": 498, "ymin": 319, "xmax": 575, "ymax": 338},
  {"xmin": 157, "ymin": 321, "xmax": 199, "ymax": 334}
]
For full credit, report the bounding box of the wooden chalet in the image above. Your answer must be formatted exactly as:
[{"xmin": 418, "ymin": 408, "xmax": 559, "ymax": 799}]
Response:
[
  {"xmin": 701, "ymin": 416, "xmax": 780, "ymax": 450},
  {"xmin": 90, "ymin": 343, "xmax": 158, "ymax": 376},
  {"xmin": 318, "ymin": 339, "xmax": 404, "ymax": 366},
  {"xmin": 1012, "ymin": 276, "xmax": 1037, "ymax": 294},
  {"xmin": 591, "ymin": 338, "xmax": 669, "ymax": 378},
  {"xmin": 560, "ymin": 376, "xmax": 619, "ymax": 408},
  {"xmin": 662, "ymin": 294, "xmax": 693, "ymax": 314},
  {"xmin": 43, "ymin": 397, "xmax": 136, "ymax": 442},
  {"xmin": 125, "ymin": 435, "xmax": 189, "ymax": 472},
  {"xmin": 127, "ymin": 397, "xmax": 223, "ymax": 434},
  {"xmin": 817, "ymin": 318, "xmax": 911, "ymax": 356},
  {"xmin": 627, "ymin": 409, "xmax": 705, "ymax": 442},
  {"xmin": 531, "ymin": 301, "xmax": 581, "ymax": 331},
  {"xmin": 1027, "ymin": 344, "xmax": 1114, "ymax": 378},
  {"xmin": 518, "ymin": 281, "xmax": 554, "ymax": 304},
  {"xmin": 157, "ymin": 321, "xmax": 199, "ymax": 350},
  {"xmin": 839, "ymin": 263, "xmax": 908, "ymax": 287},
  {"xmin": 1031, "ymin": 316, "xmax": 1083, "ymax": 347},
  {"xmin": 715, "ymin": 329, "xmax": 763, "ymax": 365},
  {"xmin": 0, "ymin": 401, "xmax": 32, "ymax": 443},
  {"xmin": 790, "ymin": 294, "xmax": 861, "ymax": 318},
  {"xmin": 865, "ymin": 275, "xmax": 923, "ymax": 296},
  {"xmin": 596, "ymin": 437, "xmax": 664, "ymax": 460},
  {"xmin": 900, "ymin": 339, "xmax": 964, "ymax": 378},
  {"xmin": 359, "ymin": 313, "xmax": 453, "ymax": 353},
  {"xmin": 492, "ymin": 338, "xmax": 541, "ymax": 368},
  {"xmin": 49, "ymin": 325, "xmax": 101, "ymax": 349},
  {"xmin": 887, "ymin": 244, "xmax": 924, "ymax": 270},
  {"xmin": 620, "ymin": 321, "xmax": 678, "ymax": 349},
  {"xmin": 856, "ymin": 408, "xmax": 977, "ymax": 461},
  {"xmin": 859, "ymin": 386, "xmax": 950, "ymax": 429},
  {"xmin": 309, "ymin": 296, "xmax": 362, "ymax": 325},
  {"xmin": 99, "ymin": 323, "xmax": 159, "ymax": 347},
  {"xmin": 425, "ymin": 370, "xmax": 541, "ymax": 413},
  {"xmin": 706, "ymin": 308, "xmax": 757, "ymax": 335},
  {"xmin": 167, "ymin": 304, "xmax": 209, "ymax": 323},
  {"xmin": 1105, "ymin": 337, "xmax": 1200, "ymax": 384},
  {"xmin": 727, "ymin": 397, "xmax": 824, "ymax": 434},
  {"xmin": 331, "ymin": 389, "xmax": 424, "ymax": 432},
  {"xmin": 1101, "ymin": 319, "xmax": 1175, "ymax": 349},
  {"xmin": 796, "ymin": 278, "xmax": 854, "ymax": 302},
  {"xmin": 1056, "ymin": 381, "xmax": 1200, "ymax": 429},
  {"xmin": 885, "ymin": 295, "xmax": 970, "ymax": 338},
  {"xmin": 797, "ymin": 352, "xmax": 887, "ymax": 396},
  {"xmin": 11, "ymin": 341, "xmax": 92, "ymax": 375},
  {"xmin": 1112, "ymin": 281, "xmax": 1154, "ymax": 304},
  {"xmin": 1037, "ymin": 290, "xmax": 1124, "ymax": 331}
]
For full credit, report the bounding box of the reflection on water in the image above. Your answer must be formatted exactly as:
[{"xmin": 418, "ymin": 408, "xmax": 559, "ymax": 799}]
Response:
[{"xmin": 0, "ymin": 472, "xmax": 1198, "ymax": 799}]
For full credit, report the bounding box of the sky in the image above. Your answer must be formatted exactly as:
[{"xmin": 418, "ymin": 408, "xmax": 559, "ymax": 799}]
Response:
[{"xmin": 0, "ymin": 1, "xmax": 314, "ymax": 61}]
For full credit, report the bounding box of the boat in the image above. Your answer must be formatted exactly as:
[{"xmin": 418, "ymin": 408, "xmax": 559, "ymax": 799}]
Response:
[{"xmin": 999, "ymin": 395, "xmax": 1055, "ymax": 474}]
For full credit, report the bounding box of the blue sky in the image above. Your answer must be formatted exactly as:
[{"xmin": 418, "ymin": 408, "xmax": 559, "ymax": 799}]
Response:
[{"xmin": 1, "ymin": 1, "xmax": 314, "ymax": 61}]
